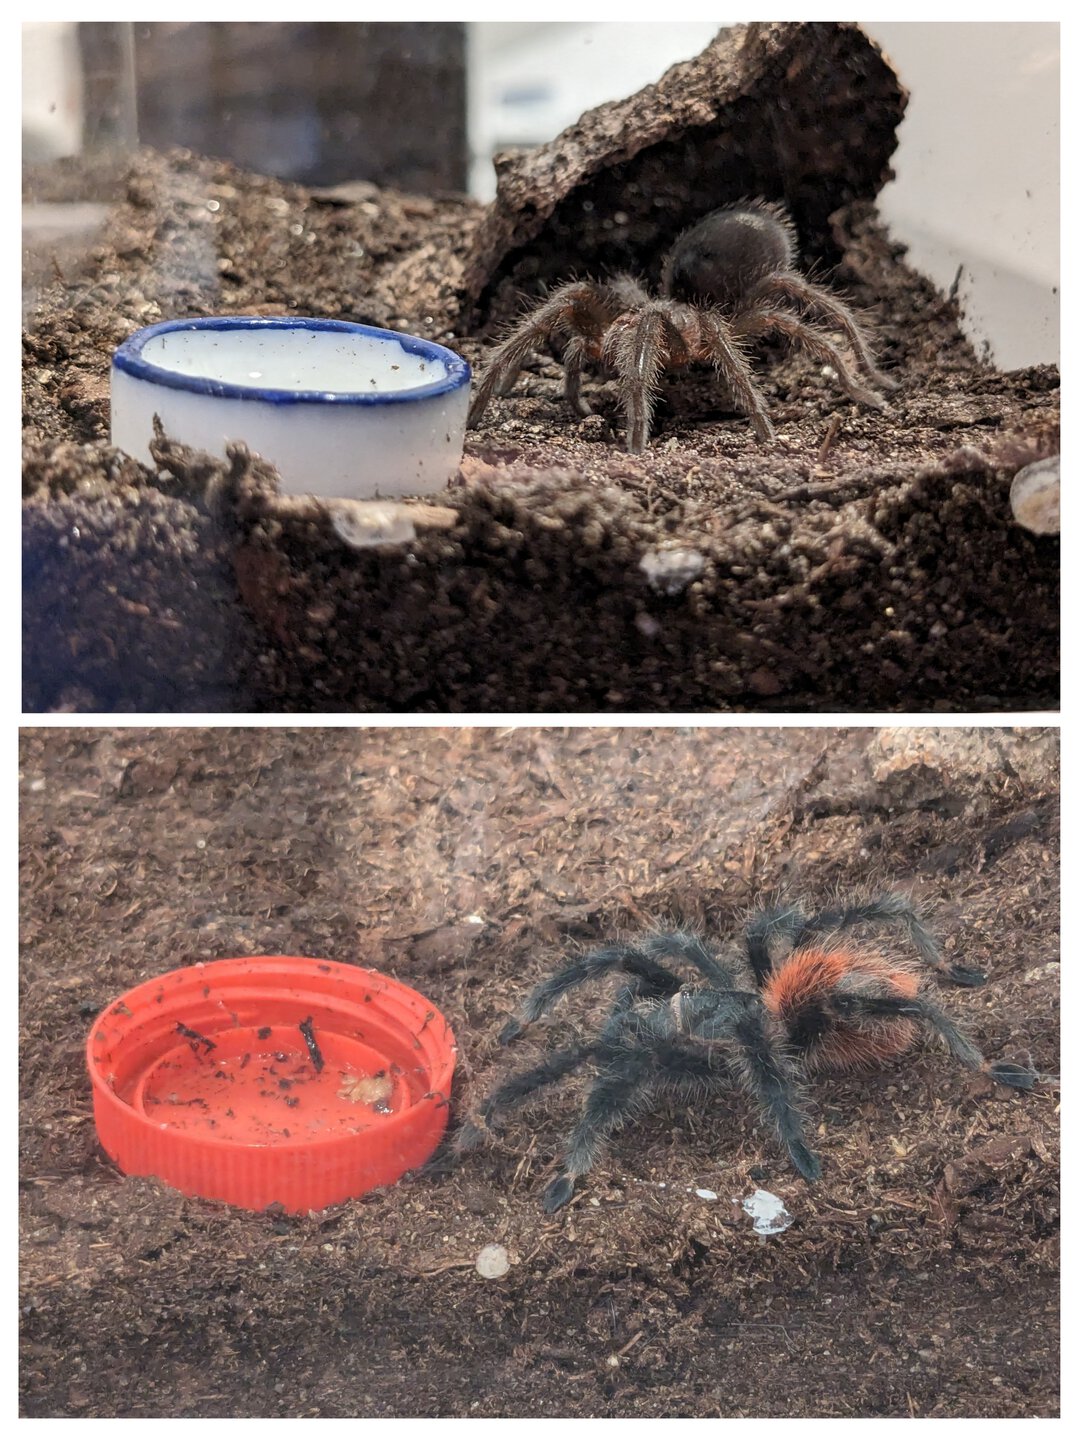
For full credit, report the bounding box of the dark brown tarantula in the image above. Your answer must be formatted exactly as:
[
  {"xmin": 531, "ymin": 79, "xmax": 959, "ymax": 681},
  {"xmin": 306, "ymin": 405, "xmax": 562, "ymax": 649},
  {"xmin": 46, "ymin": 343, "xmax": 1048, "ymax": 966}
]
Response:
[
  {"xmin": 467, "ymin": 199, "xmax": 897, "ymax": 453},
  {"xmin": 458, "ymin": 894, "xmax": 1037, "ymax": 1212}
]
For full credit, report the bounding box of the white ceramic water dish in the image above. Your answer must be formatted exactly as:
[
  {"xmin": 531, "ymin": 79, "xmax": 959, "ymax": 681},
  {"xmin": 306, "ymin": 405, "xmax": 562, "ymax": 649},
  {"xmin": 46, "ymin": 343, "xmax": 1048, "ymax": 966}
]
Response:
[{"xmin": 110, "ymin": 316, "xmax": 472, "ymax": 500}]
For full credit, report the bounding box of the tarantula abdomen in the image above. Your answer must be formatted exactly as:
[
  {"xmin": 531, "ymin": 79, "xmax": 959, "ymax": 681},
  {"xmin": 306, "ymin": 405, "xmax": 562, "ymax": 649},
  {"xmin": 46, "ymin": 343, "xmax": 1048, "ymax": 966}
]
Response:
[{"xmin": 662, "ymin": 200, "xmax": 797, "ymax": 310}]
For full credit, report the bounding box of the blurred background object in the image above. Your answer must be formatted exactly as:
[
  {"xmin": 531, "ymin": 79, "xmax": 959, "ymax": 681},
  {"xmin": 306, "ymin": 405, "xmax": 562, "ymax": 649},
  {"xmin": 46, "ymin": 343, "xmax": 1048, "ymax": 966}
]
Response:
[
  {"xmin": 23, "ymin": 20, "xmax": 1058, "ymax": 366},
  {"xmin": 132, "ymin": 22, "xmax": 467, "ymax": 192},
  {"xmin": 23, "ymin": 21, "xmax": 466, "ymax": 190},
  {"xmin": 22, "ymin": 21, "xmax": 86, "ymax": 163}
]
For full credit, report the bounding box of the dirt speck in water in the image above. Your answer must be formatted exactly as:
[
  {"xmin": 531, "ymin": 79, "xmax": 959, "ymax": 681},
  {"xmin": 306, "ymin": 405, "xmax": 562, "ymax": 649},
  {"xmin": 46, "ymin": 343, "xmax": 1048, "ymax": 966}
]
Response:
[{"xmin": 337, "ymin": 1072, "xmax": 393, "ymax": 1108}]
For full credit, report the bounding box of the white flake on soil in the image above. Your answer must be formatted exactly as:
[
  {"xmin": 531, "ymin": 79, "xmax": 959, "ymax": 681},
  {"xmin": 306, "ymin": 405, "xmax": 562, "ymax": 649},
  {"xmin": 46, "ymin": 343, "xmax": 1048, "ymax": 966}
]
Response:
[
  {"xmin": 741, "ymin": 1188, "xmax": 793, "ymax": 1236},
  {"xmin": 331, "ymin": 501, "xmax": 416, "ymax": 549}
]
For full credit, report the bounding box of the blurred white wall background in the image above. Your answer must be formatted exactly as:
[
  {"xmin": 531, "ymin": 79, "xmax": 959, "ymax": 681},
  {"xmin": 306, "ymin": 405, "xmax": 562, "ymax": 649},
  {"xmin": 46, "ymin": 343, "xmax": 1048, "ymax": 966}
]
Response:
[
  {"xmin": 869, "ymin": 22, "xmax": 1058, "ymax": 370},
  {"xmin": 22, "ymin": 22, "xmax": 83, "ymax": 163},
  {"xmin": 23, "ymin": 21, "xmax": 1059, "ymax": 368}
]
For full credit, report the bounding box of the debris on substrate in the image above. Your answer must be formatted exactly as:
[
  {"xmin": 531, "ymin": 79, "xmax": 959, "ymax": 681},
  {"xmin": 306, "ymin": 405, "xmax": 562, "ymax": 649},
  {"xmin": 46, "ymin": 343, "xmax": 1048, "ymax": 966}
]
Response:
[
  {"xmin": 19, "ymin": 726, "xmax": 1059, "ymax": 1416},
  {"xmin": 22, "ymin": 22, "xmax": 1058, "ymax": 712}
]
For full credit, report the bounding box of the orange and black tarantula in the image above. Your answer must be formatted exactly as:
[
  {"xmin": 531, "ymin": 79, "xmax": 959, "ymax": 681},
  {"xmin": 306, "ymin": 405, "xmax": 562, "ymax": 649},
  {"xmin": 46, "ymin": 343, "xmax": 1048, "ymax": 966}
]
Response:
[
  {"xmin": 467, "ymin": 199, "xmax": 897, "ymax": 453},
  {"xmin": 458, "ymin": 894, "xmax": 1037, "ymax": 1212}
]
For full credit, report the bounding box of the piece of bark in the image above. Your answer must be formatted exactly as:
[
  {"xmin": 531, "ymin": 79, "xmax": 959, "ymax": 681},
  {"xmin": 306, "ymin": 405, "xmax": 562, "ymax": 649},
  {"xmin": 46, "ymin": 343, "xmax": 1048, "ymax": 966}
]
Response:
[{"xmin": 462, "ymin": 21, "xmax": 906, "ymax": 328}]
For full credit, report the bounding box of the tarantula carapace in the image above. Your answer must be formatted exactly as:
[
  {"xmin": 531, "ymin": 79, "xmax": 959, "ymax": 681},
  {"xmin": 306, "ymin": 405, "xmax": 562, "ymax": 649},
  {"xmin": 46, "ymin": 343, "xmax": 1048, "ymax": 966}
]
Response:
[
  {"xmin": 459, "ymin": 894, "xmax": 1037, "ymax": 1213},
  {"xmin": 467, "ymin": 200, "xmax": 897, "ymax": 453}
]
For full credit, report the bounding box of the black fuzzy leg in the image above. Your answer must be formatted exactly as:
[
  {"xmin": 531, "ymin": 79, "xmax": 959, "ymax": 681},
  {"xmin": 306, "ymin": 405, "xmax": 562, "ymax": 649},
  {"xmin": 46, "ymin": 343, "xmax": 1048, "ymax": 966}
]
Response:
[
  {"xmin": 641, "ymin": 930, "xmax": 741, "ymax": 991},
  {"xmin": 657, "ymin": 1045, "xmax": 814, "ymax": 1172},
  {"xmin": 831, "ymin": 992, "xmax": 1038, "ymax": 1089},
  {"xmin": 696, "ymin": 311, "xmax": 775, "ymax": 442},
  {"xmin": 798, "ymin": 894, "xmax": 986, "ymax": 988},
  {"xmin": 729, "ymin": 1009, "xmax": 821, "ymax": 1180},
  {"xmin": 543, "ymin": 1047, "xmax": 659, "ymax": 1213},
  {"xmin": 480, "ymin": 1040, "xmax": 600, "ymax": 1128},
  {"xmin": 562, "ymin": 333, "xmax": 593, "ymax": 416},
  {"xmin": 671, "ymin": 987, "xmax": 821, "ymax": 1181},
  {"xmin": 469, "ymin": 981, "xmax": 652, "ymax": 1156},
  {"xmin": 744, "ymin": 903, "xmax": 807, "ymax": 985},
  {"xmin": 499, "ymin": 944, "xmax": 682, "ymax": 1045},
  {"xmin": 453, "ymin": 1038, "xmax": 605, "ymax": 1159}
]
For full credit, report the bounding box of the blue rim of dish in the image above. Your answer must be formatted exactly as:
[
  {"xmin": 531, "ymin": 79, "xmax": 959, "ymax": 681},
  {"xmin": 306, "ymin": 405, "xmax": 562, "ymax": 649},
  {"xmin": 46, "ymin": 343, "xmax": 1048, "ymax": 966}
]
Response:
[{"xmin": 112, "ymin": 316, "xmax": 471, "ymax": 406}]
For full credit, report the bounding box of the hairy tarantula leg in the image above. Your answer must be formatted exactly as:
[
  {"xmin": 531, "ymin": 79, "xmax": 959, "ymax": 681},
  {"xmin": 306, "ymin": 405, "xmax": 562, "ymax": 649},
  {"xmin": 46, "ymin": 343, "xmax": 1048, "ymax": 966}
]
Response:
[
  {"xmin": 494, "ymin": 363, "xmax": 523, "ymax": 397},
  {"xmin": 831, "ymin": 993, "xmax": 1039, "ymax": 1090},
  {"xmin": 799, "ymin": 895, "xmax": 987, "ymax": 988},
  {"xmin": 675, "ymin": 990, "xmax": 821, "ymax": 1180},
  {"xmin": 561, "ymin": 334, "xmax": 594, "ymax": 417},
  {"xmin": 640, "ymin": 930, "xmax": 740, "ymax": 991},
  {"xmin": 603, "ymin": 308, "xmax": 670, "ymax": 453},
  {"xmin": 729, "ymin": 1008, "xmax": 822, "ymax": 1180},
  {"xmin": 498, "ymin": 944, "xmax": 682, "ymax": 1045},
  {"xmin": 450, "ymin": 1117, "xmax": 488, "ymax": 1156},
  {"xmin": 458, "ymin": 983, "xmax": 648, "ymax": 1158},
  {"xmin": 543, "ymin": 1050, "xmax": 657, "ymax": 1213},
  {"xmin": 479, "ymin": 1040, "xmax": 601, "ymax": 1131},
  {"xmin": 743, "ymin": 903, "xmax": 808, "ymax": 986},
  {"xmin": 467, "ymin": 281, "xmax": 615, "ymax": 428},
  {"xmin": 544, "ymin": 991, "xmax": 690, "ymax": 1212},
  {"xmin": 735, "ymin": 310, "xmax": 887, "ymax": 411},
  {"xmin": 695, "ymin": 312, "xmax": 775, "ymax": 442},
  {"xmin": 747, "ymin": 274, "xmax": 899, "ymax": 391}
]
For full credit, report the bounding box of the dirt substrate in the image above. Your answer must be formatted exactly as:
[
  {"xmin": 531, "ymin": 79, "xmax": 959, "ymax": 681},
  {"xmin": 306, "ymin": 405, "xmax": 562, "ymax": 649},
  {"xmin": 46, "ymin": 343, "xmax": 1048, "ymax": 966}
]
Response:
[
  {"xmin": 22, "ymin": 23, "xmax": 1059, "ymax": 713},
  {"xmin": 20, "ymin": 727, "xmax": 1059, "ymax": 1417}
]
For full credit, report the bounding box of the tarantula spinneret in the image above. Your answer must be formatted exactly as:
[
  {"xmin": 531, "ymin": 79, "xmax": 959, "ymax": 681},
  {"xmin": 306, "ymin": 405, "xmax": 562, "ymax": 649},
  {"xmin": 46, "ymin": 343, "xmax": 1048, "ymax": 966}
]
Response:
[
  {"xmin": 467, "ymin": 199, "xmax": 897, "ymax": 453},
  {"xmin": 459, "ymin": 893, "xmax": 1037, "ymax": 1212}
]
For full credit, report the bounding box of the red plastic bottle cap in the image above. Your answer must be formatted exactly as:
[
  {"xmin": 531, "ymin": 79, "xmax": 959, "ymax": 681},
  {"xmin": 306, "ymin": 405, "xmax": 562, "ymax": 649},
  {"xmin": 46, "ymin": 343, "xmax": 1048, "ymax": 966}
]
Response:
[{"xmin": 86, "ymin": 956, "xmax": 456, "ymax": 1213}]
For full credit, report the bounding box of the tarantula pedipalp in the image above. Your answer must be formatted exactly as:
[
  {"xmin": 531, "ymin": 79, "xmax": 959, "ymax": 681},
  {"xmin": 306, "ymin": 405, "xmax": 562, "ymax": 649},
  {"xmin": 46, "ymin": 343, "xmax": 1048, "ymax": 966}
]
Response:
[
  {"xmin": 467, "ymin": 200, "xmax": 898, "ymax": 453},
  {"xmin": 459, "ymin": 894, "xmax": 1037, "ymax": 1213}
]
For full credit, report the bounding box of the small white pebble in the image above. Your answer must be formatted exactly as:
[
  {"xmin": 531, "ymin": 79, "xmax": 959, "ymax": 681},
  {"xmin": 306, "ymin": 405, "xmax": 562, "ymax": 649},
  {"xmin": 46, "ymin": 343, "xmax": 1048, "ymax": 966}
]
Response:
[
  {"xmin": 639, "ymin": 548, "xmax": 705, "ymax": 596},
  {"xmin": 331, "ymin": 502, "xmax": 416, "ymax": 549},
  {"xmin": 1010, "ymin": 455, "xmax": 1059, "ymax": 534},
  {"xmin": 475, "ymin": 1243, "xmax": 510, "ymax": 1279},
  {"xmin": 694, "ymin": 1188, "xmax": 718, "ymax": 1201}
]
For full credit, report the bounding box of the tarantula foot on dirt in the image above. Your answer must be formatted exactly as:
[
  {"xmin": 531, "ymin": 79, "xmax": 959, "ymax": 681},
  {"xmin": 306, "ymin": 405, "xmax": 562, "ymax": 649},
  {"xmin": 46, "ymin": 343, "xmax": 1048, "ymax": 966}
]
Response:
[
  {"xmin": 940, "ymin": 962, "xmax": 990, "ymax": 987},
  {"xmin": 541, "ymin": 1175, "xmax": 576, "ymax": 1214},
  {"xmin": 985, "ymin": 1060, "xmax": 1039, "ymax": 1090},
  {"xmin": 461, "ymin": 894, "xmax": 1037, "ymax": 1212},
  {"xmin": 467, "ymin": 199, "xmax": 897, "ymax": 454}
]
